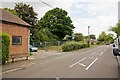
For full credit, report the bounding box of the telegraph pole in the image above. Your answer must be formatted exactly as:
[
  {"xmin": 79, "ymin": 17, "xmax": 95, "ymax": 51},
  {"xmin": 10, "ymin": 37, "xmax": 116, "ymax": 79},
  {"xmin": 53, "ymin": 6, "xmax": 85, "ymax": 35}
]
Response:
[{"xmin": 88, "ymin": 26, "xmax": 90, "ymax": 47}]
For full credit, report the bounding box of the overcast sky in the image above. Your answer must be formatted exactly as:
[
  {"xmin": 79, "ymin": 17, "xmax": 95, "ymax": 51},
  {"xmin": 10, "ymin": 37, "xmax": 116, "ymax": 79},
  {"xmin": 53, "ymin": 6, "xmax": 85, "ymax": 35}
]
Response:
[{"xmin": 1, "ymin": 0, "xmax": 120, "ymax": 38}]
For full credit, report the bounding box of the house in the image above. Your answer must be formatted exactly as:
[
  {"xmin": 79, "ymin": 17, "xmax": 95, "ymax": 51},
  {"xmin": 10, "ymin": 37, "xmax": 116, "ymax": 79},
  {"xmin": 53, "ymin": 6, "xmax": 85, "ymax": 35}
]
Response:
[{"xmin": 0, "ymin": 9, "xmax": 31, "ymax": 62}]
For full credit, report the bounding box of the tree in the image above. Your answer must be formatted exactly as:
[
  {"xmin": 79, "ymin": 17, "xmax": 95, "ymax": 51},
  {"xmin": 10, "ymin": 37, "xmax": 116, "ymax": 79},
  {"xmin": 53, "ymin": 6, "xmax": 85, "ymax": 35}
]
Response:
[
  {"xmin": 14, "ymin": 3, "xmax": 38, "ymax": 42},
  {"xmin": 89, "ymin": 34, "xmax": 96, "ymax": 39},
  {"xmin": 110, "ymin": 22, "xmax": 120, "ymax": 37},
  {"xmin": 14, "ymin": 3, "xmax": 38, "ymax": 26},
  {"xmin": 105, "ymin": 33, "xmax": 114, "ymax": 43},
  {"xmin": 98, "ymin": 32, "xmax": 114, "ymax": 44},
  {"xmin": 97, "ymin": 31, "xmax": 107, "ymax": 43},
  {"xmin": 74, "ymin": 33, "xmax": 84, "ymax": 41},
  {"xmin": 39, "ymin": 7, "xmax": 75, "ymax": 40}
]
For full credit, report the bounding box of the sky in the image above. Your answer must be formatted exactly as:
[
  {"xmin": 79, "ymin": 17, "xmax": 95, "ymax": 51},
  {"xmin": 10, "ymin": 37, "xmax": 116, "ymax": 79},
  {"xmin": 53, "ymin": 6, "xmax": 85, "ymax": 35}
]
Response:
[{"xmin": 1, "ymin": 0, "xmax": 120, "ymax": 38}]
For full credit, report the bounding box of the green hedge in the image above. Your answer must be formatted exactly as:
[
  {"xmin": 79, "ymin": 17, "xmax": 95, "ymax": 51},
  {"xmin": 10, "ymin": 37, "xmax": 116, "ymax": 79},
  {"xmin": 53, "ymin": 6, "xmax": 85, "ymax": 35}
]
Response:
[
  {"xmin": 62, "ymin": 41, "xmax": 89, "ymax": 52},
  {"xmin": 0, "ymin": 33, "xmax": 10, "ymax": 65}
]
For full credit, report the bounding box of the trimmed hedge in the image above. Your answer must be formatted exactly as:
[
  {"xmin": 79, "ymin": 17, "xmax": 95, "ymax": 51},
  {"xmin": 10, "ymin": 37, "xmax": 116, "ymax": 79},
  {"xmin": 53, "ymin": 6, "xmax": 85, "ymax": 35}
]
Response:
[
  {"xmin": 62, "ymin": 41, "xmax": 89, "ymax": 52},
  {"xmin": 0, "ymin": 33, "xmax": 10, "ymax": 65}
]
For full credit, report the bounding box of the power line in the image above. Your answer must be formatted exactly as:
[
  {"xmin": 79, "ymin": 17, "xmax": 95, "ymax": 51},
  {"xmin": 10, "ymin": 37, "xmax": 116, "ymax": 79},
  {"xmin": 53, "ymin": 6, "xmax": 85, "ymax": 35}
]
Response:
[
  {"xmin": 39, "ymin": 0, "xmax": 53, "ymax": 8},
  {"xmin": 39, "ymin": 0, "xmax": 81, "ymax": 25}
]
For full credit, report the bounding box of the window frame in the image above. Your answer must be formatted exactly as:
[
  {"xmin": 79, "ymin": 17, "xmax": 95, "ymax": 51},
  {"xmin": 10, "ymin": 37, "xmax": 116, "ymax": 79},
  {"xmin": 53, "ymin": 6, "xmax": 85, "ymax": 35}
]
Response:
[{"xmin": 12, "ymin": 36, "xmax": 22, "ymax": 45}]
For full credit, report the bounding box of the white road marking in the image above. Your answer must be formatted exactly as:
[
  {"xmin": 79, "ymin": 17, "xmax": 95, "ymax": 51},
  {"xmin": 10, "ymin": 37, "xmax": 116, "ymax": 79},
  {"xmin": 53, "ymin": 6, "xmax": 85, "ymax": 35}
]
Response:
[
  {"xmin": 3, "ymin": 63, "xmax": 35, "ymax": 74},
  {"xmin": 3, "ymin": 68, "xmax": 23, "ymax": 74},
  {"xmin": 86, "ymin": 58, "xmax": 98, "ymax": 70},
  {"xmin": 69, "ymin": 57, "xmax": 87, "ymax": 68},
  {"xmin": 100, "ymin": 52, "xmax": 104, "ymax": 56},
  {"xmin": 79, "ymin": 63, "xmax": 86, "ymax": 67}
]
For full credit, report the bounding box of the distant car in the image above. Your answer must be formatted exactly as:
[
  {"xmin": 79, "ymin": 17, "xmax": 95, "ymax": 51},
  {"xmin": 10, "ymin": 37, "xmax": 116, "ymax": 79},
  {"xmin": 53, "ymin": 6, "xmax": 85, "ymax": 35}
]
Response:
[
  {"xmin": 29, "ymin": 45, "xmax": 38, "ymax": 52},
  {"xmin": 113, "ymin": 36, "xmax": 120, "ymax": 79},
  {"xmin": 105, "ymin": 42, "xmax": 110, "ymax": 45}
]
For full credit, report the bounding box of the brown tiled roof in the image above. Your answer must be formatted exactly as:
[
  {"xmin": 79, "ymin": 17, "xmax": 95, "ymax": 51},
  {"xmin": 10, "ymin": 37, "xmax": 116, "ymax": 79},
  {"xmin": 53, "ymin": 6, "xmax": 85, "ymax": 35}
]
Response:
[{"xmin": 0, "ymin": 9, "xmax": 31, "ymax": 27}]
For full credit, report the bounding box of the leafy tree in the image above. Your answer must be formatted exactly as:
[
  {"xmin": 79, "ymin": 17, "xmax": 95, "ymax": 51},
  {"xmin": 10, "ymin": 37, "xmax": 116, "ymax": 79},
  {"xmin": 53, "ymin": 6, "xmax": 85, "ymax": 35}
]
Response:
[
  {"xmin": 89, "ymin": 34, "xmax": 96, "ymax": 39},
  {"xmin": 14, "ymin": 3, "xmax": 38, "ymax": 26},
  {"xmin": 14, "ymin": 3, "xmax": 38, "ymax": 42},
  {"xmin": 98, "ymin": 32, "xmax": 114, "ymax": 44},
  {"xmin": 39, "ymin": 7, "xmax": 75, "ymax": 40},
  {"xmin": 110, "ymin": 22, "xmax": 120, "ymax": 37},
  {"xmin": 74, "ymin": 33, "xmax": 84, "ymax": 41},
  {"xmin": 97, "ymin": 31, "xmax": 107, "ymax": 42},
  {"xmin": 105, "ymin": 33, "xmax": 114, "ymax": 43}
]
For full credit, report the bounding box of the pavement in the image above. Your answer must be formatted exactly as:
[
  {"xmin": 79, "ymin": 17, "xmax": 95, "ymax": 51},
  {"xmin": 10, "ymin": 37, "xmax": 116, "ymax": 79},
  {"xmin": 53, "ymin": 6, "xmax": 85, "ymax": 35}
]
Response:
[{"xmin": 2, "ymin": 45, "xmax": 119, "ymax": 79}]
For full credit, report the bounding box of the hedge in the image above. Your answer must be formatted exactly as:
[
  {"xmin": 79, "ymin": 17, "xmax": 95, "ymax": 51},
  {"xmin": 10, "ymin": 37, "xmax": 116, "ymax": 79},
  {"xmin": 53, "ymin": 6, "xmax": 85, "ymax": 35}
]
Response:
[
  {"xmin": 62, "ymin": 41, "xmax": 89, "ymax": 52},
  {"xmin": 0, "ymin": 33, "xmax": 10, "ymax": 65}
]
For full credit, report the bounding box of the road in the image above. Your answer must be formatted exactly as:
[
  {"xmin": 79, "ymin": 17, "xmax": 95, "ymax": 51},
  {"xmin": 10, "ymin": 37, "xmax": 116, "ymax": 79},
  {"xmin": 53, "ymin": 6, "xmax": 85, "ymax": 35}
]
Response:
[{"xmin": 2, "ymin": 45, "xmax": 118, "ymax": 78}]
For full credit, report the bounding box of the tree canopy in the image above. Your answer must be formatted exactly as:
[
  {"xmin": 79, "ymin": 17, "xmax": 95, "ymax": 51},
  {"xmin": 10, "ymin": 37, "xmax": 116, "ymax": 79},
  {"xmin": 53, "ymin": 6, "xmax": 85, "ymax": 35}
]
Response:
[
  {"xmin": 110, "ymin": 22, "xmax": 120, "ymax": 37},
  {"xmin": 97, "ymin": 31, "xmax": 114, "ymax": 44},
  {"xmin": 14, "ymin": 3, "xmax": 39, "ymax": 42},
  {"xmin": 89, "ymin": 34, "xmax": 96, "ymax": 39},
  {"xmin": 74, "ymin": 33, "xmax": 84, "ymax": 41},
  {"xmin": 38, "ymin": 7, "xmax": 75, "ymax": 40}
]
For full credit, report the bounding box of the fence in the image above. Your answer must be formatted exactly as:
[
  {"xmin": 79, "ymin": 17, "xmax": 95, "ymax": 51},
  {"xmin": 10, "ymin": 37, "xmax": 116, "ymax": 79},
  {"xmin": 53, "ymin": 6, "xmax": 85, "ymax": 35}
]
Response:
[{"xmin": 31, "ymin": 41, "xmax": 66, "ymax": 52}]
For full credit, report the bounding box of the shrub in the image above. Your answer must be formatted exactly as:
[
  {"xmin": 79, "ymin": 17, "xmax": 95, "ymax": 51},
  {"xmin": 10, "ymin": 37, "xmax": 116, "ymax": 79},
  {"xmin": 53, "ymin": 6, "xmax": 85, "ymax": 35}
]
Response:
[
  {"xmin": 0, "ymin": 33, "xmax": 10, "ymax": 65},
  {"xmin": 62, "ymin": 41, "xmax": 89, "ymax": 52}
]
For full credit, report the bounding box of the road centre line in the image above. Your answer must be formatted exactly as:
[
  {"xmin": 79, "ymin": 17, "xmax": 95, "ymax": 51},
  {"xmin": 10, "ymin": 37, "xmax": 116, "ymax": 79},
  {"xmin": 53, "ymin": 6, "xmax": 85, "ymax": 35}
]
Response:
[
  {"xmin": 69, "ymin": 57, "xmax": 87, "ymax": 68},
  {"xmin": 100, "ymin": 52, "xmax": 104, "ymax": 56},
  {"xmin": 79, "ymin": 63, "xmax": 86, "ymax": 67},
  {"xmin": 86, "ymin": 58, "xmax": 98, "ymax": 70}
]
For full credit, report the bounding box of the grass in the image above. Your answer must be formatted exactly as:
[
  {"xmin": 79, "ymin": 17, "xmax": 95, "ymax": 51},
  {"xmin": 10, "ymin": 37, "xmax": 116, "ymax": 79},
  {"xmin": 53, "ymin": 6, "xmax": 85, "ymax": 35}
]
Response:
[
  {"xmin": 29, "ymin": 52, "xmax": 33, "ymax": 56},
  {"xmin": 47, "ymin": 46, "xmax": 62, "ymax": 51}
]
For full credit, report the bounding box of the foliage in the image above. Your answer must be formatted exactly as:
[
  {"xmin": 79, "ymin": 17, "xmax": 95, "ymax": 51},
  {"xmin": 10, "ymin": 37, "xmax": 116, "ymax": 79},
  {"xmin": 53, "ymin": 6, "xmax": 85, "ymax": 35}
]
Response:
[
  {"xmin": 97, "ymin": 31, "xmax": 114, "ymax": 44},
  {"xmin": 14, "ymin": 3, "xmax": 38, "ymax": 42},
  {"xmin": 39, "ymin": 7, "xmax": 75, "ymax": 40},
  {"xmin": 89, "ymin": 34, "xmax": 96, "ymax": 39},
  {"xmin": 74, "ymin": 33, "xmax": 84, "ymax": 41},
  {"xmin": 14, "ymin": 3, "xmax": 38, "ymax": 26},
  {"xmin": 0, "ymin": 33, "xmax": 10, "ymax": 65},
  {"xmin": 110, "ymin": 22, "xmax": 120, "ymax": 37},
  {"xmin": 62, "ymin": 41, "xmax": 88, "ymax": 52},
  {"xmin": 97, "ymin": 31, "xmax": 107, "ymax": 43}
]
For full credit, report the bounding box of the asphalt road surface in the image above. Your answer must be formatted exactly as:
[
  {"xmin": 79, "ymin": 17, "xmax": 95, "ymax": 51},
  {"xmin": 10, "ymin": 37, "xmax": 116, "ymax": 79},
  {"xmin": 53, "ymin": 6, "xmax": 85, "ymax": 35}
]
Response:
[{"xmin": 2, "ymin": 45, "xmax": 118, "ymax": 78}]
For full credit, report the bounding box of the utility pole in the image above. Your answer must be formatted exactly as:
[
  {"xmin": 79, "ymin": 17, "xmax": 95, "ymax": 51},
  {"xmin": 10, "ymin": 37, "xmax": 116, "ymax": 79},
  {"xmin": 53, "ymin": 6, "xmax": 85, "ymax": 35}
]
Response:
[{"xmin": 88, "ymin": 26, "xmax": 90, "ymax": 47}]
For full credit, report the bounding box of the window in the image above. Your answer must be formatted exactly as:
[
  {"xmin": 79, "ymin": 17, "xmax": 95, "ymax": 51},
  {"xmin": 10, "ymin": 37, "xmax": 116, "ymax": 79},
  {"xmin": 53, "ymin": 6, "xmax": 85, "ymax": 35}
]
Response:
[{"xmin": 12, "ymin": 36, "xmax": 22, "ymax": 45}]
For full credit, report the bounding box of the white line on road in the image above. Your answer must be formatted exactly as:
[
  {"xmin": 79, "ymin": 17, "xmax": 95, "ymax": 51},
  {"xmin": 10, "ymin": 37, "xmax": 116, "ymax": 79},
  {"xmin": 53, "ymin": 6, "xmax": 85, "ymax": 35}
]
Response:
[
  {"xmin": 79, "ymin": 63, "xmax": 86, "ymax": 67},
  {"xmin": 86, "ymin": 58, "xmax": 98, "ymax": 70},
  {"xmin": 3, "ymin": 68, "xmax": 24, "ymax": 74},
  {"xmin": 69, "ymin": 57, "xmax": 87, "ymax": 68},
  {"xmin": 100, "ymin": 52, "xmax": 104, "ymax": 56}
]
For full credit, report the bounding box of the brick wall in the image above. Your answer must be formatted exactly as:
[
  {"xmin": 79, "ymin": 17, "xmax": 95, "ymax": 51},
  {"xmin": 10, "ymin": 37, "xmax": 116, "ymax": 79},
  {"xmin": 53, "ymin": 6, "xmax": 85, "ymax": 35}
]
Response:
[{"xmin": 2, "ymin": 22, "xmax": 29, "ymax": 55}]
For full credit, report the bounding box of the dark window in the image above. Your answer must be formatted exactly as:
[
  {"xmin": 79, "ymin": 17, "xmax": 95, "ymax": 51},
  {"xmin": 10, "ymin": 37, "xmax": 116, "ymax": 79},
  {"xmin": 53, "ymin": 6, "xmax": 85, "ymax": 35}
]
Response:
[{"xmin": 12, "ymin": 36, "xmax": 22, "ymax": 45}]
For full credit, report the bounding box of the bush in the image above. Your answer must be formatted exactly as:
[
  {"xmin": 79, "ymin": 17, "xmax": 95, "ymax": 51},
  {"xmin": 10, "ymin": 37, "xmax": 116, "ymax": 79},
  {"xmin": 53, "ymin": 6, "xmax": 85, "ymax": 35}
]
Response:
[
  {"xmin": 0, "ymin": 33, "xmax": 10, "ymax": 65},
  {"xmin": 62, "ymin": 41, "xmax": 89, "ymax": 52}
]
